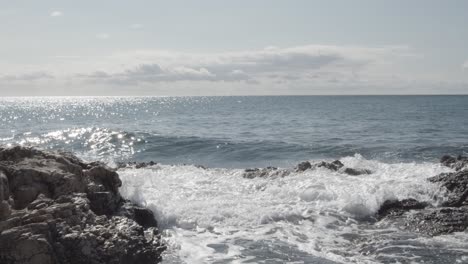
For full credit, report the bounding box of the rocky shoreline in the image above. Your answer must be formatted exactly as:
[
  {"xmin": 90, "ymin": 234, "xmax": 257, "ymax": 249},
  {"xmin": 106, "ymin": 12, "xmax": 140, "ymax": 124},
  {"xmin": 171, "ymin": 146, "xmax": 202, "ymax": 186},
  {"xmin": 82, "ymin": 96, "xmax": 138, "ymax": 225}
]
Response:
[
  {"xmin": 1, "ymin": 146, "xmax": 467, "ymax": 263},
  {"xmin": 237, "ymin": 155, "xmax": 468, "ymax": 236},
  {"xmin": 0, "ymin": 146, "xmax": 165, "ymax": 264}
]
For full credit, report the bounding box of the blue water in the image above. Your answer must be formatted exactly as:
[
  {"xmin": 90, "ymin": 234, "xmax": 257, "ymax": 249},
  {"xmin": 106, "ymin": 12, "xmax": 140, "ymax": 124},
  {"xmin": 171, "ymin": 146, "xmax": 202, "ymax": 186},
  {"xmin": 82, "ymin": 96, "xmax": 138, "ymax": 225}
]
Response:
[
  {"xmin": 1, "ymin": 96, "xmax": 467, "ymax": 167},
  {"xmin": 2, "ymin": 96, "xmax": 468, "ymax": 263}
]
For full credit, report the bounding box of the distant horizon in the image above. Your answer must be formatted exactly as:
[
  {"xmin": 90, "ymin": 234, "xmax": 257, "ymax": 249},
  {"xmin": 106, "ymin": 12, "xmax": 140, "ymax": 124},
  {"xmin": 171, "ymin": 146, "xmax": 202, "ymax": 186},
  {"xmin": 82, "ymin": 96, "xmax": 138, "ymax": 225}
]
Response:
[{"xmin": 2, "ymin": 93, "xmax": 468, "ymax": 98}]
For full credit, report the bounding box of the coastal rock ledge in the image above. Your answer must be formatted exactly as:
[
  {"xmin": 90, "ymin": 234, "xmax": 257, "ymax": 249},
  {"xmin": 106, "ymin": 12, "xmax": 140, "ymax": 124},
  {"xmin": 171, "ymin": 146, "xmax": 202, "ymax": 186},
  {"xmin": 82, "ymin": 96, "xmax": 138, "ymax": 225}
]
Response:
[{"xmin": 0, "ymin": 146, "xmax": 165, "ymax": 264}]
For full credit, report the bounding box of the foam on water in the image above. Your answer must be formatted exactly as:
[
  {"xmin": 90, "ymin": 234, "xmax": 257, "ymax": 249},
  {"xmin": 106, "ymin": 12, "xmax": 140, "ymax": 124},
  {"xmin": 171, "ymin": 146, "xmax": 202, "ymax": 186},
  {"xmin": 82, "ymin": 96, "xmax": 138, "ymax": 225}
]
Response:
[{"xmin": 118, "ymin": 155, "xmax": 466, "ymax": 263}]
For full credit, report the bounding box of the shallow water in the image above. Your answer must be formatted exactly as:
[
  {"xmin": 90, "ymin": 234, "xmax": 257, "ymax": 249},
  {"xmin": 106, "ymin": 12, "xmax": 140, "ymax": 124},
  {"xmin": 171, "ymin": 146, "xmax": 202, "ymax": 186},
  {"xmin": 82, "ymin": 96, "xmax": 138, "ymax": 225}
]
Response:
[{"xmin": 1, "ymin": 96, "xmax": 468, "ymax": 263}]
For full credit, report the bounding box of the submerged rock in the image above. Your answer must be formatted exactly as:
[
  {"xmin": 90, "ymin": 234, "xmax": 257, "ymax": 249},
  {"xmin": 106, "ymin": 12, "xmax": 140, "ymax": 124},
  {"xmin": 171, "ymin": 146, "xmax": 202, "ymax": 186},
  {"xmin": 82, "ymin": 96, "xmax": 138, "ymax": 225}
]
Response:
[
  {"xmin": 117, "ymin": 161, "xmax": 158, "ymax": 169},
  {"xmin": 295, "ymin": 159, "xmax": 372, "ymax": 176},
  {"xmin": 0, "ymin": 146, "xmax": 165, "ymax": 264},
  {"xmin": 243, "ymin": 167, "xmax": 290, "ymax": 179}
]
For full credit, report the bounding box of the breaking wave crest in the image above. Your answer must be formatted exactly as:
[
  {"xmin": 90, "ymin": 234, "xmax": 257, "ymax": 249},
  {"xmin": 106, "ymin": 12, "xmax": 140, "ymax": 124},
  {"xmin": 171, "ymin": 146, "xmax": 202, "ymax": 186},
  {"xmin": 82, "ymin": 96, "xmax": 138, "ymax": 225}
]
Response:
[{"xmin": 118, "ymin": 155, "xmax": 467, "ymax": 264}]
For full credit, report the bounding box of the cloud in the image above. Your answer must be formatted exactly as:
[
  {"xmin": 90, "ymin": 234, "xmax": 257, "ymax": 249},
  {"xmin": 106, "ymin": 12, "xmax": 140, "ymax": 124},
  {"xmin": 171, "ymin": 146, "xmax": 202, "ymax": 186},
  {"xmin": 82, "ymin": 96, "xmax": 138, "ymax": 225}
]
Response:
[
  {"xmin": 463, "ymin": 60, "xmax": 468, "ymax": 69},
  {"xmin": 50, "ymin": 11, "xmax": 63, "ymax": 17},
  {"xmin": 78, "ymin": 45, "xmax": 407, "ymax": 85},
  {"xmin": 0, "ymin": 45, "xmax": 419, "ymax": 95},
  {"xmin": 96, "ymin": 33, "xmax": 110, "ymax": 40},
  {"xmin": 0, "ymin": 71, "xmax": 54, "ymax": 82}
]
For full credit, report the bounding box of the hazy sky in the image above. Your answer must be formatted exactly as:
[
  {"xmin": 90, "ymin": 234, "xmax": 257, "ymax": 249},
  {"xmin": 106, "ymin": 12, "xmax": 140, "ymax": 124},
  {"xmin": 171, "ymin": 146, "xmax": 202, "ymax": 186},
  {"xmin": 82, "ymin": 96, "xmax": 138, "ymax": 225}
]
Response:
[{"xmin": 1, "ymin": 0, "xmax": 467, "ymax": 96}]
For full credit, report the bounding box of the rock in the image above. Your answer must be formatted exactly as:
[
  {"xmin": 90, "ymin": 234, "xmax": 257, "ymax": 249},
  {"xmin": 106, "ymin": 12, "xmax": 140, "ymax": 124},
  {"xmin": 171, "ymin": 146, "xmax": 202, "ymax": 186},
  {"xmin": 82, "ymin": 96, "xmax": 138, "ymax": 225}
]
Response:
[
  {"xmin": 117, "ymin": 202, "xmax": 158, "ymax": 228},
  {"xmin": 243, "ymin": 167, "xmax": 290, "ymax": 179},
  {"xmin": 376, "ymin": 198, "xmax": 429, "ymax": 219},
  {"xmin": 405, "ymin": 207, "xmax": 468, "ymax": 236},
  {"xmin": 376, "ymin": 199, "xmax": 468, "ymax": 236},
  {"xmin": 0, "ymin": 146, "xmax": 165, "ymax": 264},
  {"xmin": 343, "ymin": 168, "xmax": 372, "ymax": 176},
  {"xmin": 316, "ymin": 160, "xmax": 344, "ymax": 171},
  {"xmin": 295, "ymin": 161, "xmax": 312, "ymax": 172},
  {"xmin": 440, "ymin": 155, "xmax": 468, "ymax": 171},
  {"xmin": 117, "ymin": 161, "xmax": 157, "ymax": 169},
  {"xmin": 428, "ymin": 170, "xmax": 468, "ymax": 207},
  {"xmin": 375, "ymin": 154, "xmax": 468, "ymax": 236},
  {"xmin": 296, "ymin": 159, "xmax": 372, "ymax": 175}
]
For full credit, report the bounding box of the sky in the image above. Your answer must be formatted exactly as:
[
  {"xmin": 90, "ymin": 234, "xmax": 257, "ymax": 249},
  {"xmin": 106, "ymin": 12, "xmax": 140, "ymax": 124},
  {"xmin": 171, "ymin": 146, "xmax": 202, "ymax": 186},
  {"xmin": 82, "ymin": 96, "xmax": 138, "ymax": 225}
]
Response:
[{"xmin": 1, "ymin": 0, "xmax": 467, "ymax": 96}]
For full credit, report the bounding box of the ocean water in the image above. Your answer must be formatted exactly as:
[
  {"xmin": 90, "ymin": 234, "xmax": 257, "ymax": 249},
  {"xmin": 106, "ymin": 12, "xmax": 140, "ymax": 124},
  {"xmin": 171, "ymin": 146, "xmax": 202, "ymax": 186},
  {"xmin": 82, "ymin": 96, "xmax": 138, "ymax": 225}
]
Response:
[{"xmin": 1, "ymin": 95, "xmax": 468, "ymax": 263}]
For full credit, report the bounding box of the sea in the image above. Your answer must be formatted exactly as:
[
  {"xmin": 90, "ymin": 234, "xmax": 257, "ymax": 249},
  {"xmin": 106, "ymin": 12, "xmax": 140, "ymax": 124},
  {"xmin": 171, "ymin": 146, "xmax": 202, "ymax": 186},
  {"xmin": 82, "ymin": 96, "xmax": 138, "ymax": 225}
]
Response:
[{"xmin": 1, "ymin": 95, "xmax": 467, "ymax": 263}]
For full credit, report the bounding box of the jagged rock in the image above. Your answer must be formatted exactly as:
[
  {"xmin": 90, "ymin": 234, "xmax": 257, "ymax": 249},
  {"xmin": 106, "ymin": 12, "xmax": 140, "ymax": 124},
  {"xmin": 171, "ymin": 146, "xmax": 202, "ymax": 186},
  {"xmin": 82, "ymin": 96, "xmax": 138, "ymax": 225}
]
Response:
[
  {"xmin": 376, "ymin": 154, "xmax": 468, "ymax": 236},
  {"xmin": 295, "ymin": 161, "xmax": 312, "ymax": 172},
  {"xmin": 428, "ymin": 170, "xmax": 468, "ymax": 207},
  {"xmin": 243, "ymin": 167, "xmax": 290, "ymax": 179},
  {"xmin": 440, "ymin": 155, "xmax": 468, "ymax": 171},
  {"xmin": 0, "ymin": 146, "xmax": 165, "ymax": 264},
  {"xmin": 376, "ymin": 198, "xmax": 429, "ymax": 219},
  {"xmin": 316, "ymin": 160, "xmax": 344, "ymax": 171}
]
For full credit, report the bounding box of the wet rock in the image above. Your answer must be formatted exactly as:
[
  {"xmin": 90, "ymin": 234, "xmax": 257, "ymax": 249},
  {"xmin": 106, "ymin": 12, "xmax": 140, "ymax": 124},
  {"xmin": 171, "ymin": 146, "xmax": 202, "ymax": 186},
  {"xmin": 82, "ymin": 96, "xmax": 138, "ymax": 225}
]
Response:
[
  {"xmin": 118, "ymin": 202, "xmax": 158, "ymax": 228},
  {"xmin": 376, "ymin": 154, "xmax": 468, "ymax": 236},
  {"xmin": 295, "ymin": 161, "xmax": 312, "ymax": 172},
  {"xmin": 243, "ymin": 167, "xmax": 290, "ymax": 179},
  {"xmin": 0, "ymin": 146, "xmax": 165, "ymax": 264},
  {"xmin": 376, "ymin": 198, "xmax": 429, "ymax": 219},
  {"xmin": 440, "ymin": 155, "xmax": 468, "ymax": 171},
  {"xmin": 405, "ymin": 207, "xmax": 468, "ymax": 236},
  {"xmin": 316, "ymin": 160, "xmax": 344, "ymax": 171},
  {"xmin": 117, "ymin": 161, "xmax": 157, "ymax": 169},
  {"xmin": 343, "ymin": 168, "xmax": 372, "ymax": 176},
  {"xmin": 428, "ymin": 170, "xmax": 468, "ymax": 207}
]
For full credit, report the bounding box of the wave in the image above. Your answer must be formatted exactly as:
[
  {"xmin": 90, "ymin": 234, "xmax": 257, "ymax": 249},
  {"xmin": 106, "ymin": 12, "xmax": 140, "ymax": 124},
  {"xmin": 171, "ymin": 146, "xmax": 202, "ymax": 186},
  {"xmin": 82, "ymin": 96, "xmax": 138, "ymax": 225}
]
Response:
[
  {"xmin": 3, "ymin": 127, "xmax": 468, "ymax": 169},
  {"xmin": 117, "ymin": 155, "xmax": 467, "ymax": 263}
]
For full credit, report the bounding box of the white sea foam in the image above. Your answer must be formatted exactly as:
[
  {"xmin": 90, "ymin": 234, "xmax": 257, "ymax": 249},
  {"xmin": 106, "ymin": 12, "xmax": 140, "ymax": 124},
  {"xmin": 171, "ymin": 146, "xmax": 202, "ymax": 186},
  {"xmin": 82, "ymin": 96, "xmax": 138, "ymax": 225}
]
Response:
[{"xmin": 118, "ymin": 155, "xmax": 463, "ymax": 263}]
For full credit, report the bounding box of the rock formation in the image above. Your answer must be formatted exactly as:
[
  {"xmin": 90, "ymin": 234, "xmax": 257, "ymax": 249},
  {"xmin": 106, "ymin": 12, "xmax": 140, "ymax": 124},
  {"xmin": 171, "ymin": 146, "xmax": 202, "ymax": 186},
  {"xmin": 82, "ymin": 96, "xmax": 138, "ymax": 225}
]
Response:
[
  {"xmin": 243, "ymin": 159, "xmax": 372, "ymax": 178},
  {"xmin": 376, "ymin": 155, "xmax": 468, "ymax": 236},
  {"xmin": 0, "ymin": 146, "xmax": 165, "ymax": 264}
]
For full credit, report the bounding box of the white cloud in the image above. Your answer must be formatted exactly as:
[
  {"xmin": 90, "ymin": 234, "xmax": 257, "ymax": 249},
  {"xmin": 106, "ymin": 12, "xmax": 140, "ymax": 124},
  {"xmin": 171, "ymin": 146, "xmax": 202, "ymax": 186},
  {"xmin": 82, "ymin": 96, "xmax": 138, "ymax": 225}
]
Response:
[
  {"xmin": 78, "ymin": 45, "xmax": 408, "ymax": 85},
  {"xmin": 50, "ymin": 11, "xmax": 63, "ymax": 17},
  {"xmin": 0, "ymin": 71, "xmax": 53, "ymax": 82},
  {"xmin": 3, "ymin": 44, "xmax": 435, "ymax": 95},
  {"xmin": 96, "ymin": 33, "xmax": 110, "ymax": 40}
]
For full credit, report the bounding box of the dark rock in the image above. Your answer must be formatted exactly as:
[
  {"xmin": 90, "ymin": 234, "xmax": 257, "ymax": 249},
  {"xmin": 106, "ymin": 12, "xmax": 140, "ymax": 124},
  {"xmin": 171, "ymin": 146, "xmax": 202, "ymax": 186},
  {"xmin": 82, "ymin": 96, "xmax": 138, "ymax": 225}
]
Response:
[
  {"xmin": 343, "ymin": 168, "xmax": 372, "ymax": 176},
  {"xmin": 243, "ymin": 167, "xmax": 290, "ymax": 179},
  {"xmin": 405, "ymin": 207, "xmax": 468, "ymax": 236},
  {"xmin": 194, "ymin": 164, "xmax": 207, "ymax": 170},
  {"xmin": 117, "ymin": 161, "xmax": 157, "ymax": 169},
  {"xmin": 0, "ymin": 146, "xmax": 165, "ymax": 264},
  {"xmin": 316, "ymin": 160, "xmax": 344, "ymax": 171},
  {"xmin": 376, "ymin": 199, "xmax": 468, "ymax": 236},
  {"xmin": 295, "ymin": 161, "xmax": 312, "ymax": 172},
  {"xmin": 428, "ymin": 170, "xmax": 468, "ymax": 207},
  {"xmin": 376, "ymin": 198, "xmax": 429, "ymax": 219},
  {"xmin": 375, "ymin": 154, "xmax": 468, "ymax": 236},
  {"xmin": 440, "ymin": 155, "xmax": 468, "ymax": 171},
  {"xmin": 118, "ymin": 202, "xmax": 158, "ymax": 228}
]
